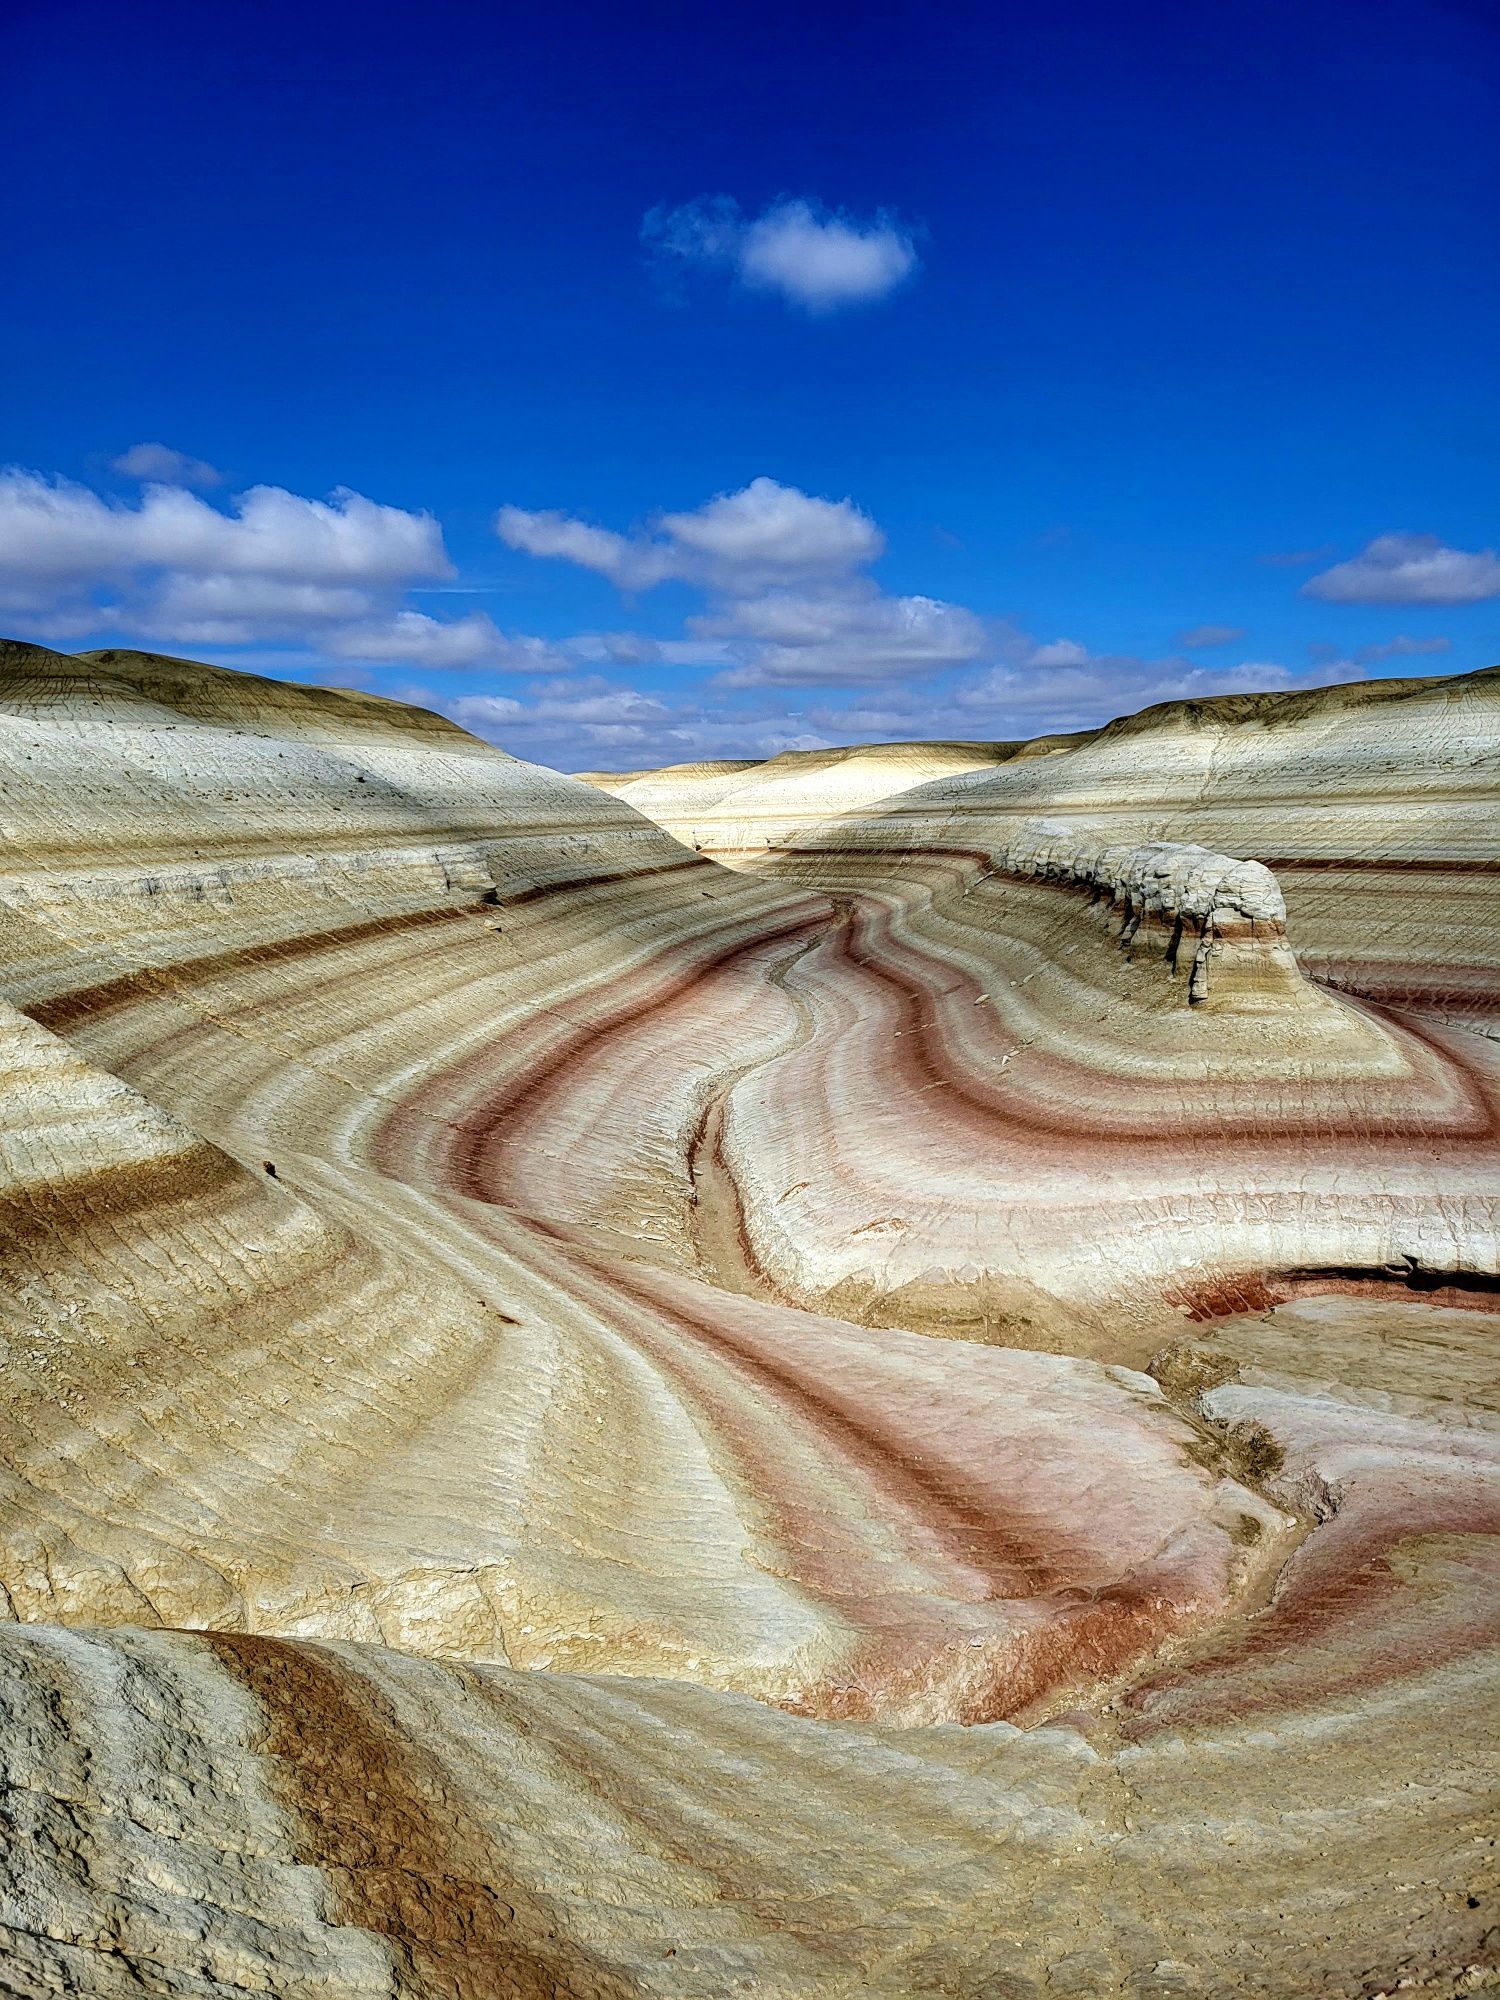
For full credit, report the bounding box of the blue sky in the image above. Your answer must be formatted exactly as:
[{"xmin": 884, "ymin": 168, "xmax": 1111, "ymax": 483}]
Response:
[{"xmin": 2, "ymin": 0, "xmax": 1496, "ymax": 770}]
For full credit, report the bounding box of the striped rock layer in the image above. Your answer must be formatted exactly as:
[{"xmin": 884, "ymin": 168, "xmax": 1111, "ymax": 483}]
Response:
[{"xmin": 0, "ymin": 637, "xmax": 1496, "ymax": 1997}]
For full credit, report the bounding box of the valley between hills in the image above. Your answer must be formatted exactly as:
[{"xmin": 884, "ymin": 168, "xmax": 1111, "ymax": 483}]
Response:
[{"xmin": 0, "ymin": 636, "xmax": 1496, "ymax": 1997}]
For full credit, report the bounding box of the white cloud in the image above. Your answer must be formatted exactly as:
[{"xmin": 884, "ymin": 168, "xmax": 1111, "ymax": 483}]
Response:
[
  {"xmin": 738, "ymin": 201, "xmax": 919, "ymax": 311},
  {"xmin": 141, "ymin": 574, "xmax": 379, "ymax": 645},
  {"xmin": 449, "ymin": 678, "xmax": 667, "ymax": 731},
  {"xmin": 704, "ymin": 585, "xmax": 987, "ymax": 687},
  {"xmin": 498, "ymin": 478, "xmax": 980, "ymax": 689},
  {"xmin": 1303, "ymin": 533, "xmax": 1500, "ymax": 605},
  {"xmin": 433, "ymin": 638, "xmax": 1353, "ymax": 774},
  {"xmin": 642, "ymin": 196, "xmax": 919, "ymax": 312},
  {"xmin": 445, "ymin": 678, "xmax": 676, "ymax": 758},
  {"xmin": 0, "ymin": 470, "xmax": 451, "ymax": 590},
  {"xmin": 1176, "ymin": 623, "xmax": 1247, "ymax": 649},
  {"xmin": 112, "ymin": 442, "xmax": 223, "ymax": 488},
  {"xmin": 659, "ymin": 478, "xmax": 883, "ymax": 578},
  {"xmin": 498, "ymin": 477, "xmax": 881, "ymax": 593},
  {"xmin": 595, "ymin": 631, "xmax": 661, "ymax": 665},
  {"xmin": 321, "ymin": 610, "xmax": 571, "ymax": 674},
  {"xmin": 493, "ymin": 507, "xmax": 664, "ymax": 589},
  {"xmin": 0, "ymin": 467, "xmax": 560, "ymax": 671},
  {"xmin": 1027, "ymin": 638, "xmax": 1091, "ymax": 668},
  {"xmin": 432, "ymin": 672, "xmax": 847, "ymax": 771}
]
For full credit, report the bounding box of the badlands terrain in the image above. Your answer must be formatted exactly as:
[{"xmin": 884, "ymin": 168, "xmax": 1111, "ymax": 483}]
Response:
[{"xmin": 0, "ymin": 634, "xmax": 1495, "ymax": 1997}]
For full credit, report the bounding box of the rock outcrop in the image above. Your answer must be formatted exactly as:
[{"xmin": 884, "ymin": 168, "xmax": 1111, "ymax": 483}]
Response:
[{"xmin": 0, "ymin": 638, "xmax": 1496, "ymax": 1997}]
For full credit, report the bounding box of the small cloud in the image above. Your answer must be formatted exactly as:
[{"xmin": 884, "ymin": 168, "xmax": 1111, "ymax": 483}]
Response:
[
  {"xmin": 323, "ymin": 609, "xmax": 571, "ymax": 674},
  {"xmin": 642, "ymin": 196, "xmax": 920, "ymax": 313},
  {"xmin": 1028, "ymin": 638, "xmax": 1090, "ymax": 668},
  {"xmin": 111, "ymin": 442, "xmax": 223, "ymax": 488},
  {"xmin": 1303, "ymin": 533, "xmax": 1500, "ymax": 605},
  {"xmin": 1354, "ymin": 633, "xmax": 1452, "ymax": 665},
  {"xmin": 494, "ymin": 505, "xmax": 660, "ymax": 589},
  {"xmin": 660, "ymin": 477, "xmax": 882, "ymax": 576},
  {"xmin": 1176, "ymin": 623, "xmax": 1247, "ymax": 649},
  {"xmin": 1259, "ymin": 544, "xmax": 1336, "ymax": 568}
]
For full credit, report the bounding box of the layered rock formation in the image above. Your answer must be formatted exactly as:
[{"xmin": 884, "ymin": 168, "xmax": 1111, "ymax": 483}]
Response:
[
  {"xmin": 0, "ymin": 638, "xmax": 1496, "ymax": 1996},
  {"xmin": 578, "ymin": 737, "xmax": 1022, "ymax": 853},
  {"xmin": 587, "ymin": 667, "xmax": 1500, "ymax": 1027}
]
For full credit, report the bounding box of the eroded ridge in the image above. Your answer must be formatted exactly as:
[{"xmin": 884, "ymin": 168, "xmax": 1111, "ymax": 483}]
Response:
[
  {"xmin": 0, "ymin": 638, "xmax": 1496, "ymax": 1998},
  {"xmin": 913, "ymin": 814, "xmax": 1293, "ymax": 1001}
]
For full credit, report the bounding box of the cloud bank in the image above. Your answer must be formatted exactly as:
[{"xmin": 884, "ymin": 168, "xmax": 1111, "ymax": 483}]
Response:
[{"xmin": 2, "ymin": 459, "xmax": 1473, "ymax": 775}]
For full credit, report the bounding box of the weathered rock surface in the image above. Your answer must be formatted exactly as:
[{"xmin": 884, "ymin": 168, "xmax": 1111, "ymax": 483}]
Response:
[
  {"xmin": 0, "ymin": 638, "xmax": 1496, "ymax": 1996},
  {"xmin": 587, "ymin": 666, "xmax": 1500, "ymax": 1027}
]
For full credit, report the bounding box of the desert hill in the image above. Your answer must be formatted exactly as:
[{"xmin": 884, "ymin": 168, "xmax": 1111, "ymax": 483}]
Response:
[{"xmin": 0, "ymin": 637, "xmax": 1495, "ymax": 1997}]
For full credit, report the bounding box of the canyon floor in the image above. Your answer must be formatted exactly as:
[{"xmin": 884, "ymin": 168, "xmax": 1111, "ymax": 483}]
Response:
[{"xmin": 0, "ymin": 637, "xmax": 1496, "ymax": 1997}]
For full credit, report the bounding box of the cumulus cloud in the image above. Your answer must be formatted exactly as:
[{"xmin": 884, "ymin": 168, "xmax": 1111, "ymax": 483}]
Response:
[
  {"xmin": 0, "ymin": 470, "xmax": 451, "ymax": 592},
  {"xmin": 0, "ymin": 465, "xmax": 568, "ymax": 674},
  {"xmin": 659, "ymin": 479, "xmax": 883, "ymax": 577},
  {"xmin": 1176, "ymin": 623, "xmax": 1247, "ymax": 648},
  {"xmin": 704, "ymin": 586, "xmax": 987, "ymax": 687},
  {"xmin": 499, "ymin": 477, "xmax": 882, "ymax": 593},
  {"xmin": 642, "ymin": 196, "xmax": 919, "ymax": 312},
  {"xmin": 1303, "ymin": 533, "xmax": 1500, "ymax": 605},
  {"xmin": 1027, "ymin": 638, "xmax": 1090, "ymax": 668},
  {"xmin": 443, "ymin": 677, "xmax": 694, "ymax": 764},
  {"xmin": 111, "ymin": 442, "xmax": 223, "ymax": 488},
  {"xmin": 498, "ymin": 477, "xmax": 982, "ymax": 687},
  {"xmin": 321, "ymin": 610, "xmax": 573, "ymax": 675},
  {"xmin": 595, "ymin": 631, "xmax": 662, "ymax": 666},
  {"xmin": 472, "ymin": 635, "xmax": 1347, "ymax": 776},
  {"xmin": 493, "ymin": 507, "xmax": 662, "ymax": 590}
]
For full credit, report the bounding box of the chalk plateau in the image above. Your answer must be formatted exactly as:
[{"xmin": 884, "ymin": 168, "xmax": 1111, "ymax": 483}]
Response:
[{"xmin": 0, "ymin": 638, "xmax": 1496, "ymax": 1996}]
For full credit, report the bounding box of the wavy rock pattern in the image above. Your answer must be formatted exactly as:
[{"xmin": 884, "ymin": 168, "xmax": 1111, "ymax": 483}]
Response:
[
  {"xmin": 589, "ymin": 666, "xmax": 1500, "ymax": 1028},
  {"xmin": 0, "ymin": 638, "xmax": 1496, "ymax": 1996}
]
